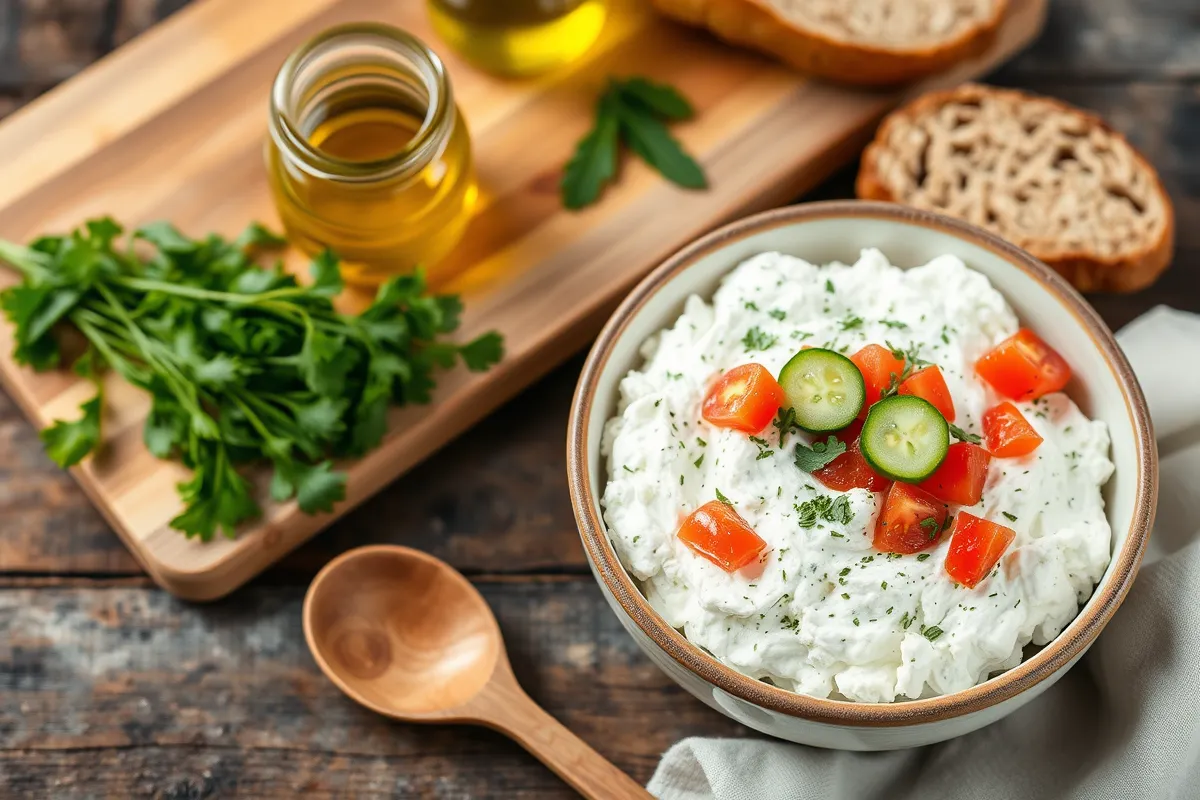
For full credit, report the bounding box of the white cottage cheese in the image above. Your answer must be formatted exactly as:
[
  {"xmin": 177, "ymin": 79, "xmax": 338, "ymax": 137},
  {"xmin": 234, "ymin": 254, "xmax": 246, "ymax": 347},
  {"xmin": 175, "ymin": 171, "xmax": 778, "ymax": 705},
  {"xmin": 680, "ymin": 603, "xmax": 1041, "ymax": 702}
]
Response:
[{"xmin": 601, "ymin": 250, "xmax": 1113, "ymax": 702}]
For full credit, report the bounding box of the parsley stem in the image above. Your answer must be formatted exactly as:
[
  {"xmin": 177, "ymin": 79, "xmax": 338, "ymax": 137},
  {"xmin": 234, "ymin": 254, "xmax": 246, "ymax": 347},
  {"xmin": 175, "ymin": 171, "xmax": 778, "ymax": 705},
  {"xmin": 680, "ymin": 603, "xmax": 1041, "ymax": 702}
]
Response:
[
  {"xmin": 91, "ymin": 286, "xmax": 209, "ymax": 423},
  {"xmin": 73, "ymin": 315, "xmax": 151, "ymax": 385}
]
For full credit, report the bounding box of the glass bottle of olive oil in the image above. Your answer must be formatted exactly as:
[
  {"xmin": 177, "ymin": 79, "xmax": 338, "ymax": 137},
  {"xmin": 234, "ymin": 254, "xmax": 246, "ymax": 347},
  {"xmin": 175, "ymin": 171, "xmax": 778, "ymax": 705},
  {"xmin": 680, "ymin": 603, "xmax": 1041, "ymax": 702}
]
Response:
[
  {"xmin": 428, "ymin": 0, "xmax": 608, "ymax": 77},
  {"xmin": 266, "ymin": 24, "xmax": 476, "ymax": 287}
]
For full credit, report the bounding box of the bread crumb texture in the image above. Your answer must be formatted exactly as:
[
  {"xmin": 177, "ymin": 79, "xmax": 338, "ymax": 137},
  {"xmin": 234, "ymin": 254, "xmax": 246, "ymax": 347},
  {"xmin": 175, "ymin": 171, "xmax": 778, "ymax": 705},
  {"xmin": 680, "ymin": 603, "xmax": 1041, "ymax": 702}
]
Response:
[
  {"xmin": 769, "ymin": 0, "xmax": 1000, "ymax": 47},
  {"xmin": 648, "ymin": 0, "xmax": 1007, "ymax": 85},
  {"xmin": 858, "ymin": 85, "xmax": 1174, "ymax": 292}
]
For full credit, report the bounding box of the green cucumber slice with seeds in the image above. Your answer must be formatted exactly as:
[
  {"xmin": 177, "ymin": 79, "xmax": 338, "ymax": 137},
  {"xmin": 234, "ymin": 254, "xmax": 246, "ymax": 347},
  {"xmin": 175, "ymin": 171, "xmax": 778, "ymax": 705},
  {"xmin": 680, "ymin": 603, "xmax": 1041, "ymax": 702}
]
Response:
[
  {"xmin": 777, "ymin": 348, "xmax": 865, "ymax": 432},
  {"xmin": 860, "ymin": 395, "xmax": 949, "ymax": 481}
]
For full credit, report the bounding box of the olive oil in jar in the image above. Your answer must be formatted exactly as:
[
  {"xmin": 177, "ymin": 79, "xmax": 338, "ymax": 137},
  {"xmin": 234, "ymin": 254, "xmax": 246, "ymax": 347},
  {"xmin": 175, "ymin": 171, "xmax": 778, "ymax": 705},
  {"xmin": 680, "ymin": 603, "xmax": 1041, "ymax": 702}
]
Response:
[
  {"xmin": 428, "ymin": 0, "xmax": 608, "ymax": 77},
  {"xmin": 266, "ymin": 24, "xmax": 476, "ymax": 287}
]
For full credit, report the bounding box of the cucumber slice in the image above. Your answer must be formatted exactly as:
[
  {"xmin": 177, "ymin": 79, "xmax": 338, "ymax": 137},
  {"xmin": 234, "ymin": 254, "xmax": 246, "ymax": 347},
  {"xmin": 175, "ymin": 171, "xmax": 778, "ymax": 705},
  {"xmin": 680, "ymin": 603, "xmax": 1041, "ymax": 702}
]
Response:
[
  {"xmin": 777, "ymin": 348, "xmax": 865, "ymax": 432},
  {"xmin": 861, "ymin": 396, "xmax": 949, "ymax": 481}
]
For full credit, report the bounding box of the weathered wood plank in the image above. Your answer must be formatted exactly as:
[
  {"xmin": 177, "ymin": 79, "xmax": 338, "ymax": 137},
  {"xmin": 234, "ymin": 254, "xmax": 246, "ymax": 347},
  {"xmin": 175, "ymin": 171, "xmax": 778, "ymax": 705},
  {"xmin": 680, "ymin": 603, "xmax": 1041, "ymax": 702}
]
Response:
[
  {"xmin": 0, "ymin": 580, "xmax": 747, "ymax": 796},
  {"xmin": 0, "ymin": 747, "xmax": 588, "ymax": 799}
]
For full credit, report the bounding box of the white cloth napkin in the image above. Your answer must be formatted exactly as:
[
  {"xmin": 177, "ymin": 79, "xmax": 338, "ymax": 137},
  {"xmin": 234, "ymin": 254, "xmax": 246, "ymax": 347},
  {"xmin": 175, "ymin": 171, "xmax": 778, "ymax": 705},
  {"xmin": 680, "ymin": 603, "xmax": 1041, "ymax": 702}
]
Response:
[{"xmin": 649, "ymin": 306, "xmax": 1200, "ymax": 800}]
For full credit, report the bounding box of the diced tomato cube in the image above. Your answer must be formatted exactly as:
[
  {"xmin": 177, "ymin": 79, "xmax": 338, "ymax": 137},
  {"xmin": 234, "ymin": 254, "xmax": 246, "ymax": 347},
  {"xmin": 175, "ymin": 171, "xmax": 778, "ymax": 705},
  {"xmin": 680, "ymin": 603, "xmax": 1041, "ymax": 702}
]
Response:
[
  {"xmin": 944, "ymin": 512, "xmax": 1016, "ymax": 588},
  {"xmin": 976, "ymin": 329, "xmax": 1071, "ymax": 401},
  {"xmin": 918, "ymin": 442, "xmax": 991, "ymax": 506},
  {"xmin": 898, "ymin": 365, "xmax": 956, "ymax": 422},
  {"xmin": 813, "ymin": 434, "xmax": 890, "ymax": 493},
  {"xmin": 983, "ymin": 402, "xmax": 1044, "ymax": 458},
  {"xmin": 702, "ymin": 363, "xmax": 784, "ymax": 434},
  {"xmin": 874, "ymin": 482, "xmax": 949, "ymax": 554},
  {"xmin": 677, "ymin": 500, "xmax": 769, "ymax": 572},
  {"xmin": 850, "ymin": 344, "xmax": 906, "ymax": 411}
]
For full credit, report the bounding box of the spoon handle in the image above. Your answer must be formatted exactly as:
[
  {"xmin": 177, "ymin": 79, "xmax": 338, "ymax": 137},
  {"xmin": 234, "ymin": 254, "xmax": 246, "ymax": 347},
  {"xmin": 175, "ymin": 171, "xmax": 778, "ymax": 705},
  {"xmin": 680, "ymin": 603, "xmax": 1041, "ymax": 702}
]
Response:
[{"xmin": 481, "ymin": 684, "xmax": 652, "ymax": 799}]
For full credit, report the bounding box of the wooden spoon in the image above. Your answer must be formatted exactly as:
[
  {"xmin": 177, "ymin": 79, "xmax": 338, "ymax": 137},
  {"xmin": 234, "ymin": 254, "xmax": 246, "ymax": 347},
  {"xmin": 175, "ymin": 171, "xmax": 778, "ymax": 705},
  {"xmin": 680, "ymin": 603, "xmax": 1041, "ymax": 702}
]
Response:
[{"xmin": 303, "ymin": 545, "xmax": 651, "ymax": 799}]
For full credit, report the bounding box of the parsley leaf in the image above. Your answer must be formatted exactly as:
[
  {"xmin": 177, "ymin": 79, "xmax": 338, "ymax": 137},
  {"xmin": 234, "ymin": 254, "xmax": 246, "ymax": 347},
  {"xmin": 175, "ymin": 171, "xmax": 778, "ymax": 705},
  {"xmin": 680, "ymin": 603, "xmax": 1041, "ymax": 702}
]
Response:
[
  {"xmin": 741, "ymin": 326, "xmax": 777, "ymax": 352},
  {"xmin": 795, "ymin": 496, "xmax": 832, "ymax": 528},
  {"xmin": 794, "ymin": 436, "xmax": 846, "ymax": 473},
  {"xmin": 919, "ymin": 517, "xmax": 940, "ymax": 538},
  {"xmin": 41, "ymin": 394, "xmax": 102, "ymax": 468},
  {"xmin": 459, "ymin": 332, "xmax": 505, "ymax": 372},
  {"xmin": 948, "ymin": 423, "xmax": 982, "ymax": 445},
  {"xmin": 270, "ymin": 459, "xmax": 347, "ymax": 515},
  {"xmin": 715, "ymin": 488, "xmax": 735, "ymax": 505},
  {"xmin": 1002, "ymin": 511, "xmax": 1018, "ymax": 522}
]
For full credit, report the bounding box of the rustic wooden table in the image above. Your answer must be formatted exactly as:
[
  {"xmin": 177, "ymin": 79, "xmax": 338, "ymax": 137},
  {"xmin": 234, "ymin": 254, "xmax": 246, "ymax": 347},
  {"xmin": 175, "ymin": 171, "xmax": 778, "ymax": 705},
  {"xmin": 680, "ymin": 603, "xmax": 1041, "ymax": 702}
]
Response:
[{"xmin": 0, "ymin": 1, "xmax": 1196, "ymax": 797}]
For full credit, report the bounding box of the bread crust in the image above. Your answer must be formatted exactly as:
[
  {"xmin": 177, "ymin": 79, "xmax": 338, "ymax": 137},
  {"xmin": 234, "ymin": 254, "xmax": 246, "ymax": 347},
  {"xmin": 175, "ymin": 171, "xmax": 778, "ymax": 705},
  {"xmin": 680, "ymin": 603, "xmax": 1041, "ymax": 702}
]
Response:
[
  {"xmin": 649, "ymin": 0, "xmax": 1009, "ymax": 86},
  {"xmin": 857, "ymin": 84, "xmax": 1175, "ymax": 293}
]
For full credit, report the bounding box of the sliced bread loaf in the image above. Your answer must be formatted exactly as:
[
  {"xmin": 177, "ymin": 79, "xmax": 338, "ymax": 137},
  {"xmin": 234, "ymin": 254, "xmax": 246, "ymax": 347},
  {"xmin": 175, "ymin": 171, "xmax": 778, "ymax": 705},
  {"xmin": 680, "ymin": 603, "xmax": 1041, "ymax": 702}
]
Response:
[
  {"xmin": 857, "ymin": 84, "xmax": 1174, "ymax": 292},
  {"xmin": 649, "ymin": 0, "xmax": 1008, "ymax": 85}
]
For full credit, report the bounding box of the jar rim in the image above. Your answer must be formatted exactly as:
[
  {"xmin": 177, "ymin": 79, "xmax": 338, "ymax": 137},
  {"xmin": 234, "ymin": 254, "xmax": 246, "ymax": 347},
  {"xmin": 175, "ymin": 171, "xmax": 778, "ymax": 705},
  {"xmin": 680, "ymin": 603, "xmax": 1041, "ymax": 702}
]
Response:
[{"xmin": 269, "ymin": 22, "xmax": 453, "ymax": 181}]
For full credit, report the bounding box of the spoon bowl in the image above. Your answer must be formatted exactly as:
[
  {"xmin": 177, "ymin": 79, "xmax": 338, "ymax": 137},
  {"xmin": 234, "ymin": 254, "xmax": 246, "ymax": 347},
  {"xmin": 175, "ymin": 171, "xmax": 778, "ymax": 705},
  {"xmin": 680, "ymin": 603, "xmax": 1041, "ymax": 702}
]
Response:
[
  {"xmin": 303, "ymin": 545, "xmax": 649, "ymax": 799},
  {"xmin": 304, "ymin": 545, "xmax": 500, "ymax": 719}
]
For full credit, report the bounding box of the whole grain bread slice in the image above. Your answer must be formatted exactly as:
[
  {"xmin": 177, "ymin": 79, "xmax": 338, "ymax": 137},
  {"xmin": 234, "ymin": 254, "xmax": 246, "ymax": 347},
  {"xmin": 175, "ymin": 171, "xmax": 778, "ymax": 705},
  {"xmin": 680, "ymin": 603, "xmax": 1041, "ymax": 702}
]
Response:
[
  {"xmin": 649, "ymin": 0, "xmax": 1008, "ymax": 86},
  {"xmin": 857, "ymin": 84, "xmax": 1174, "ymax": 292}
]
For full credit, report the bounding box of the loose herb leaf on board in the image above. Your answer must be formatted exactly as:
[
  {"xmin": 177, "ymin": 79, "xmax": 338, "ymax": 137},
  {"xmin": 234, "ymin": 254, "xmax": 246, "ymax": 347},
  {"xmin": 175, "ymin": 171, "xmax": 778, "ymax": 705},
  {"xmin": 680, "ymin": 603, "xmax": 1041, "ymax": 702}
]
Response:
[
  {"xmin": 561, "ymin": 77, "xmax": 707, "ymax": 209},
  {"xmin": 561, "ymin": 94, "xmax": 622, "ymax": 210}
]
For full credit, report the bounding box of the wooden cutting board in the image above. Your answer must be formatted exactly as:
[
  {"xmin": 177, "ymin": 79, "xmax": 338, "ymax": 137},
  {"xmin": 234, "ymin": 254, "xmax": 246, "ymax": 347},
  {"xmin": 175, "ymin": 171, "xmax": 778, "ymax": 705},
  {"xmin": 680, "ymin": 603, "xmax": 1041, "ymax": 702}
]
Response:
[{"xmin": 0, "ymin": 0, "xmax": 1046, "ymax": 599}]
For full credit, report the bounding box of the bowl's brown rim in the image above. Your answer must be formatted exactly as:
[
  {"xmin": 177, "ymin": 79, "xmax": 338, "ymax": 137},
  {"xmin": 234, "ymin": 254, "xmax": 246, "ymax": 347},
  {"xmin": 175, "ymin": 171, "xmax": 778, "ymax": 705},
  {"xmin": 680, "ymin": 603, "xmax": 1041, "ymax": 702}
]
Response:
[{"xmin": 567, "ymin": 200, "xmax": 1158, "ymax": 727}]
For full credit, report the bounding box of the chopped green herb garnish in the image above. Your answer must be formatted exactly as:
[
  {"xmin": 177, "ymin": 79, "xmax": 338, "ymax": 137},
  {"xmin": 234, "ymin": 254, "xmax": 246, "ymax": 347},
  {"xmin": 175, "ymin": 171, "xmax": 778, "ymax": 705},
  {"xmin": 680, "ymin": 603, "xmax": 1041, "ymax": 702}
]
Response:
[
  {"xmin": 949, "ymin": 423, "xmax": 982, "ymax": 445},
  {"xmin": 1002, "ymin": 511, "xmax": 1018, "ymax": 522},
  {"xmin": 794, "ymin": 435, "xmax": 846, "ymax": 472},
  {"xmin": 923, "ymin": 626, "xmax": 944, "ymax": 642},
  {"xmin": 741, "ymin": 326, "xmax": 777, "ymax": 352},
  {"xmin": 715, "ymin": 488, "xmax": 734, "ymax": 505}
]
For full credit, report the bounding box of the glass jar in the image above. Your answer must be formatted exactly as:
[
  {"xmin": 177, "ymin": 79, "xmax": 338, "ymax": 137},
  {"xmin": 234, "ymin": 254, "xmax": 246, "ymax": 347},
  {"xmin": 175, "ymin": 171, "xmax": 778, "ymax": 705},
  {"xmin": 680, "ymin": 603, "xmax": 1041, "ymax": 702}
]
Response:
[
  {"xmin": 266, "ymin": 23, "xmax": 476, "ymax": 287},
  {"xmin": 427, "ymin": 0, "xmax": 608, "ymax": 77}
]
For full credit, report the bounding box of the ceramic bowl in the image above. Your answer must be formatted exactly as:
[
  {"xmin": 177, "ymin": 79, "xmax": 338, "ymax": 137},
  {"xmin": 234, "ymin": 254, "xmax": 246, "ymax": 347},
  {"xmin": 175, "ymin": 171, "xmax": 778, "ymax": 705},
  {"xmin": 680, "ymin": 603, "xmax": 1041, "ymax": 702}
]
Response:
[{"xmin": 567, "ymin": 201, "xmax": 1156, "ymax": 750}]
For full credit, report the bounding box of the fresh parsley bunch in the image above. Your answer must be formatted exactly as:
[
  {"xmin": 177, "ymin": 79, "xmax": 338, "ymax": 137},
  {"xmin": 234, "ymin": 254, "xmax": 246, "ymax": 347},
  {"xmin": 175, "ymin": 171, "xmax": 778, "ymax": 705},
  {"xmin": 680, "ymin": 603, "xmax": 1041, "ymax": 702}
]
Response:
[
  {"xmin": 561, "ymin": 77, "xmax": 707, "ymax": 209},
  {"xmin": 0, "ymin": 219, "xmax": 503, "ymax": 541}
]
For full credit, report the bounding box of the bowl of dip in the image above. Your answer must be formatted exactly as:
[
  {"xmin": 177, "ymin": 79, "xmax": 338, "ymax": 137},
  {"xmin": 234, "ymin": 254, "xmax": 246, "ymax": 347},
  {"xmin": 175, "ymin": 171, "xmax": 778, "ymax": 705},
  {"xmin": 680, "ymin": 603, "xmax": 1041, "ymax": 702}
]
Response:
[{"xmin": 567, "ymin": 201, "xmax": 1156, "ymax": 750}]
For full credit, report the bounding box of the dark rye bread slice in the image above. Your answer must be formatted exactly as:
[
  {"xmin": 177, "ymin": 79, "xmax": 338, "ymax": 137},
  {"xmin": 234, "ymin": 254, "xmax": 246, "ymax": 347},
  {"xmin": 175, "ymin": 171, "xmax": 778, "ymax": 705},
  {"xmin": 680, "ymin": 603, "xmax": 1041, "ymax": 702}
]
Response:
[
  {"xmin": 858, "ymin": 84, "xmax": 1175, "ymax": 292},
  {"xmin": 648, "ymin": 0, "xmax": 1008, "ymax": 86}
]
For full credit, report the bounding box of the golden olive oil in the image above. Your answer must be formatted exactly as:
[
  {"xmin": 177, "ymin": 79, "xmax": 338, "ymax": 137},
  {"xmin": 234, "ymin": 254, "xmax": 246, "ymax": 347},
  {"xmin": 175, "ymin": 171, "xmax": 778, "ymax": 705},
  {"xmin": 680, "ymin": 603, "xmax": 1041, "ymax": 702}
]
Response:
[
  {"xmin": 428, "ymin": 0, "xmax": 607, "ymax": 77},
  {"xmin": 267, "ymin": 24, "xmax": 476, "ymax": 287}
]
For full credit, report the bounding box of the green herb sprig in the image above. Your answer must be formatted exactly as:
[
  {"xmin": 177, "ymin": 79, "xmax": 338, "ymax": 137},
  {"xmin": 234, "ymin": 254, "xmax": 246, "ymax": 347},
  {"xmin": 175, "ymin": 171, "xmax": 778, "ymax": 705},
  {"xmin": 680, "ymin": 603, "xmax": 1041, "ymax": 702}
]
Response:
[
  {"xmin": 0, "ymin": 219, "xmax": 503, "ymax": 541},
  {"xmin": 948, "ymin": 422, "xmax": 982, "ymax": 445},
  {"xmin": 794, "ymin": 435, "xmax": 846, "ymax": 473},
  {"xmin": 561, "ymin": 77, "xmax": 707, "ymax": 209}
]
